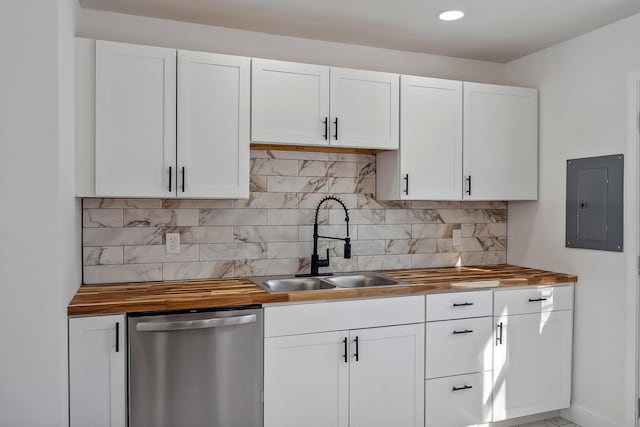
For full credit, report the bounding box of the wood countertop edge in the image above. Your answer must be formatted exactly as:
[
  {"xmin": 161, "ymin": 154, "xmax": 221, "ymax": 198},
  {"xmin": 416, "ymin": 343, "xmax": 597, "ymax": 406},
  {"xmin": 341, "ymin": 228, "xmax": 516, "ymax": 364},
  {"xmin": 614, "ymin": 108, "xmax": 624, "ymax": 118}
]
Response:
[{"xmin": 68, "ymin": 265, "xmax": 578, "ymax": 316}]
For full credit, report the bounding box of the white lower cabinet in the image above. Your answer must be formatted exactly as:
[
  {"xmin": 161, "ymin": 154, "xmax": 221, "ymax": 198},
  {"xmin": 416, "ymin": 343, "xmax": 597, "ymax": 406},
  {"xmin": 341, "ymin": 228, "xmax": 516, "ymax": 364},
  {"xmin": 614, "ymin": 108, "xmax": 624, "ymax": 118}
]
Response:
[
  {"xmin": 69, "ymin": 314, "xmax": 126, "ymax": 427},
  {"xmin": 264, "ymin": 331, "xmax": 349, "ymax": 427},
  {"xmin": 424, "ymin": 291, "xmax": 493, "ymax": 427},
  {"xmin": 492, "ymin": 307, "xmax": 573, "ymax": 420},
  {"xmin": 425, "ymin": 372, "xmax": 493, "ymax": 427},
  {"xmin": 263, "ymin": 296, "xmax": 424, "ymax": 427},
  {"xmin": 349, "ymin": 324, "xmax": 425, "ymax": 427}
]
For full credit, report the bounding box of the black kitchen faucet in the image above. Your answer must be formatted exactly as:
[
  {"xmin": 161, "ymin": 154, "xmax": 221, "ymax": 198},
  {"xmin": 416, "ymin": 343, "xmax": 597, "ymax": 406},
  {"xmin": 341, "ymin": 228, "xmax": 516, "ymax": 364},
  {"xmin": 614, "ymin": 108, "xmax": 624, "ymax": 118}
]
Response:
[{"xmin": 298, "ymin": 196, "xmax": 351, "ymax": 277}]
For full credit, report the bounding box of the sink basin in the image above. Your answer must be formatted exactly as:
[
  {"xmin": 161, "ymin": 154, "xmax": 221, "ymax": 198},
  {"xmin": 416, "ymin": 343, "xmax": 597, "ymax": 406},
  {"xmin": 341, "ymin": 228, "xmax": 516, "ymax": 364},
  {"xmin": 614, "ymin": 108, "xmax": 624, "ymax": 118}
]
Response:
[
  {"xmin": 323, "ymin": 274, "xmax": 406, "ymax": 288},
  {"xmin": 251, "ymin": 272, "xmax": 409, "ymax": 293},
  {"xmin": 258, "ymin": 277, "xmax": 336, "ymax": 293}
]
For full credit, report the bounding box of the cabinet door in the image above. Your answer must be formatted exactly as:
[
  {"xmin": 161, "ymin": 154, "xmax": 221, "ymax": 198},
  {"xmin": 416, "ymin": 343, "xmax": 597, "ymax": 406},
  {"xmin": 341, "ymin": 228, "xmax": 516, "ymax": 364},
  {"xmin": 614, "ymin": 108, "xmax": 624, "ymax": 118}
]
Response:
[
  {"xmin": 493, "ymin": 310, "xmax": 572, "ymax": 421},
  {"xmin": 95, "ymin": 41, "xmax": 176, "ymax": 197},
  {"xmin": 463, "ymin": 83, "xmax": 538, "ymax": 200},
  {"xmin": 264, "ymin": 331, "xmax": 349, "ymax": 427},
  {"xmin": 400, "ymin": 76, "xmax": 462, "ymax": 200},
  {"xmin": 69, "ymin": 314, "xmax": 126, "ymax": 427},
  {"xmin": 177, "ymin": 50, "xmax": 250, "ymax": 198},
  {"xmin": 330, "ymin": 67, "xmax": 399, "ymax": 149},
  {"xmin": 252, "ymin": 59, "xmax": 330, "ymax": 145},
  {"xmin": 349, "ymin": 324, "xmax": 424, "ymax": 427}
]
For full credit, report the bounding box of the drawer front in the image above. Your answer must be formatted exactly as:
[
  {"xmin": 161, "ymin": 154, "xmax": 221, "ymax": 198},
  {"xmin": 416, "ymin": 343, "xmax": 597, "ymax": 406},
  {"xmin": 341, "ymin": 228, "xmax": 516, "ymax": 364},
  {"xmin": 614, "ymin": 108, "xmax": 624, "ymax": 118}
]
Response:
[
  {"xmin": 494, "ymin": 284, "xmax": 573, "ymax": 316},
  {"xmin": 425, "ymin": 317, "xmax": 492, "ymax": 379},
  {"xmin": 264, "ymin": 295, "xmax": 425, "ymax": 337},
  {"xmin": 426, "ymin": 291, "xmax": 492, "ymax": 321},
  {"xmin": 425, "ymin": 372, "xmax": 492, "ymax": 427}
]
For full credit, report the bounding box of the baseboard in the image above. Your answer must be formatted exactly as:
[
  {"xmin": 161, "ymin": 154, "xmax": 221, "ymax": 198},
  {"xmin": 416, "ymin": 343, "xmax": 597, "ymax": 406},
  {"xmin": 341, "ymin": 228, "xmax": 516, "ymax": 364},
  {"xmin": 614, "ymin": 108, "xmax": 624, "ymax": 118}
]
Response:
[
  {"xmin": 561, "ymin": 401, "xmax": 621, "ymax": 427},
  {"xmin": 487, "ymin": 411, "xmax": 560, "ymax": 426}
]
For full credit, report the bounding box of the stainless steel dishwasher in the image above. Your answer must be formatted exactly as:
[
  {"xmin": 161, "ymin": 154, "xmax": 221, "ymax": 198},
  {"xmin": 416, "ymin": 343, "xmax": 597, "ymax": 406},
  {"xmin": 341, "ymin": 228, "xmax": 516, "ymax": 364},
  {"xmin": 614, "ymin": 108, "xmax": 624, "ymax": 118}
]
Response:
[{"xmin": 128, "ymin": 306, "xmax": 263, "ymax": 427}]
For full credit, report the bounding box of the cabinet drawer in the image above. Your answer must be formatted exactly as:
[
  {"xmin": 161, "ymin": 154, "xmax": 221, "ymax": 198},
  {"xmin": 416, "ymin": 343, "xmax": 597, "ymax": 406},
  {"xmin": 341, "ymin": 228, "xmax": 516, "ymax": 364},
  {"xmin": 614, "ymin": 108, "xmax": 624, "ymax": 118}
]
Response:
[
  {"xmin": 425, "ymin": 317, "xmax": 492, "ymax": 379},
  {"xmin": 494, "ymin": 284, "xmax": 573, "ymax": 316},
  {"xmin": 264, "ymin": 295, "xmax": 425, "ymax": 337},
  {"xmin": 426, "ymin": 291, "xmax": 492, "ymax": 321},
  {"xmin": 425, "ymin": 372, "xmax": 492, "ymax": 427}
]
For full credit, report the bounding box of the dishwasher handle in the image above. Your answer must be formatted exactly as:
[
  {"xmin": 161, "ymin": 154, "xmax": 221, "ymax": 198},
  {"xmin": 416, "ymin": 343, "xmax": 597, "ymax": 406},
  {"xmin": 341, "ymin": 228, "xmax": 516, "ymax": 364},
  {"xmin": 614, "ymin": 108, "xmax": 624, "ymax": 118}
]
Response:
[{"xmin": 136, "ymin": 314, "xmax": 257, "ymax": 332}]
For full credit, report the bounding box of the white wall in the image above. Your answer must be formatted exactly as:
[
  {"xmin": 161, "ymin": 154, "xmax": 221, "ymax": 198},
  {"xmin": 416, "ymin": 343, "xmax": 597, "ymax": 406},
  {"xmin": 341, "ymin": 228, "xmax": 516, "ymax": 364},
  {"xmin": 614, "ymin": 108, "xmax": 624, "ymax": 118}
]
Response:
[
  {"xmin": 505, "ymin": 13, "xmax": 640, "ymax": 427},
  {"xmin": 76, "ymin": 8, "xmax": 506, "ymax": 85},
  {"xmin": 0, "ymin": 1, "xmax": 80, "ymax": 426}
]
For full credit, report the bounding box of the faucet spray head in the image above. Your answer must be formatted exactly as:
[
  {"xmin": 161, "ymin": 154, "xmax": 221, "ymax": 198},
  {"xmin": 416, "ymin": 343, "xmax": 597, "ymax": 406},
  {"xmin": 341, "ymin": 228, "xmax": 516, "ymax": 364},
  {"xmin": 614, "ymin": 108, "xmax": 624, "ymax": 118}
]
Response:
[{"xmin": 344, "ymin": 238, "xmax": 352, "ymax": 259}]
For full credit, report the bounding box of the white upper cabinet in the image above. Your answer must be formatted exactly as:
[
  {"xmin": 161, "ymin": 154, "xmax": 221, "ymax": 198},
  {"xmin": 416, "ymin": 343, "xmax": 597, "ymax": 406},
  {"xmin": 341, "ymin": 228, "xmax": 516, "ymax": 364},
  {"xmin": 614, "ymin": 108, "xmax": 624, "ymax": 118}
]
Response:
[
  {"xmin": 377, "ymin": 76, "xmax": 462, "ymax": 200},
  {"xmin": 77, "ymin": 39, "xmax": 250, "ymax": 198},
  {"xmin": 463, "ymin": 82, "xmax": 538, "ymax": 200},
  {"xmin": 330, "ymin": 68, "xmax": 399, "ymax": 149},
  {"xmin": 95, "ymin": 40, "xmax": 176, "ymax": 198},
  {"xmin": 177, "ymin": 50, "xmax": 250, "ymax": 198},
  {"xmin": 251, "ymin": 60, "xmax": 399, "ymax": 149},
  {"xmin": 378, "ymin": 79, "xmax": 538, "ymax": 201},
  {"xmin": 69, "ymin": 314, "xmax": 126, "ymax": 427},
  {"xmin": 252, "ymin": 59, "xmax": 330, "ymax": 146}
]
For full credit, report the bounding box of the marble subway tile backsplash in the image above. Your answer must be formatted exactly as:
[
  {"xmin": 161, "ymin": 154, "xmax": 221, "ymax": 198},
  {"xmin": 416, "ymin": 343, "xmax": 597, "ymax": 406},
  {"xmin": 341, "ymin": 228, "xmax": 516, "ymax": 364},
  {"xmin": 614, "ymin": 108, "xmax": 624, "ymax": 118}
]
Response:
[{"xmin": 82, "ymin": 150, "xmax": 507, "ymax": 284}]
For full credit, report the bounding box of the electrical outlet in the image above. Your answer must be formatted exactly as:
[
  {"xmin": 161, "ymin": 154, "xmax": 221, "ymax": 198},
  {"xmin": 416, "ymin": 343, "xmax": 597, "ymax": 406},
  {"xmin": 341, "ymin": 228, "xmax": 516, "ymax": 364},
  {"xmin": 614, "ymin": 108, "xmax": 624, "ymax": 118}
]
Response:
[
  {"xmin": 166, "ymin": 233, "xmax": 181, "ymax": 254},
  {"xmin": 452, "ymin": 229, "xmax": 461, "ymax": 246}
]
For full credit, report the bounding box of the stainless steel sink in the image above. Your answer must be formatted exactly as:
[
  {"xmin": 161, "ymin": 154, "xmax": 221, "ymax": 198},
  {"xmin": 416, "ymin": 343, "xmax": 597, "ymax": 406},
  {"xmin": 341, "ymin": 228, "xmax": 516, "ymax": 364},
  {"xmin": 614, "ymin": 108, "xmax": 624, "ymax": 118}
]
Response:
[
  {"xmin": 250, "ymin": 272, "xmax": 408, "ymax": 293},
  {"xmin": 258, "ymin": 277, "xmax": 336, "ymax": 293},
  {"xmin": 323, "ymin": 273, "xmax": 404, "ymax": 288}
]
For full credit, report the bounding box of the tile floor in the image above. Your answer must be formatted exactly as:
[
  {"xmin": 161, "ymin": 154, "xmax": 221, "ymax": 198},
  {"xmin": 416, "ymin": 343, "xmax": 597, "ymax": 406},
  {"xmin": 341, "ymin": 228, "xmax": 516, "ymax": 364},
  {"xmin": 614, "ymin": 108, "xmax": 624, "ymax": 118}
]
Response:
[{"xmin": 515, "ymin": 416, "xmax": 579, "ymax": 426}]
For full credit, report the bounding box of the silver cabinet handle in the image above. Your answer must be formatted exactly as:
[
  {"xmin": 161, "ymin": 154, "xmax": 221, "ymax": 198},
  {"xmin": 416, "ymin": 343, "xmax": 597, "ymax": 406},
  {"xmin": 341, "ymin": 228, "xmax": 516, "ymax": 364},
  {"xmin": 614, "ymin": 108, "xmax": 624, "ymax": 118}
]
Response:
[{"xmin": 136, "ymin": 314, "xmax": 256, "ymax": 332}]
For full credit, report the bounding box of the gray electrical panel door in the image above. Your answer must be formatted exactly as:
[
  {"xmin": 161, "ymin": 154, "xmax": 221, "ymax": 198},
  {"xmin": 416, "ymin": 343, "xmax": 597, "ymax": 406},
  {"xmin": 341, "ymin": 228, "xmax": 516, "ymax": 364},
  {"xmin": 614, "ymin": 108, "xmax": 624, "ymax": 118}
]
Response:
[{"xmin": 566, "ymin": 154, "xmax": 623, "ymax": 252}]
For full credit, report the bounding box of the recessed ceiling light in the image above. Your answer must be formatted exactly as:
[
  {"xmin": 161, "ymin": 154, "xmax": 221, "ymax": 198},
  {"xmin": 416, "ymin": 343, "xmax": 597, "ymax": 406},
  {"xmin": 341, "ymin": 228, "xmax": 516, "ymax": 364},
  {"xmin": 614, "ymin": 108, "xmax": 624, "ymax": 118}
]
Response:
[{"xmin": 438, "ymin": 10, "xmax": 465, "ymax": 21}]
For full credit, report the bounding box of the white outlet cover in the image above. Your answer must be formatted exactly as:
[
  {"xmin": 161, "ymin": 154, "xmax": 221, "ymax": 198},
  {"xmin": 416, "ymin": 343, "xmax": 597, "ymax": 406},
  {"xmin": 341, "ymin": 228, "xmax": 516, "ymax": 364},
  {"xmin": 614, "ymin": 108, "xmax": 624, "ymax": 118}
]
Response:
[
  {"xmin": 166, "ymin": 233, "xmax": 181, "ymax": 254},
  {"xmin": 452, "ymin": 229, "xmax": 461, "ymax": 246}
]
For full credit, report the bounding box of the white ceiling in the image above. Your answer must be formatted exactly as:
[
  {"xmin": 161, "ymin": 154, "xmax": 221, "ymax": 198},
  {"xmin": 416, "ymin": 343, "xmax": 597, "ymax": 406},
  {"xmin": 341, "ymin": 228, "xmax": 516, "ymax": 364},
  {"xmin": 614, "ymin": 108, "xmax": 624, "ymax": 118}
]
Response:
[{"xmin": 78, "ymin": 0, "xmax": 640, "ymax": 63}]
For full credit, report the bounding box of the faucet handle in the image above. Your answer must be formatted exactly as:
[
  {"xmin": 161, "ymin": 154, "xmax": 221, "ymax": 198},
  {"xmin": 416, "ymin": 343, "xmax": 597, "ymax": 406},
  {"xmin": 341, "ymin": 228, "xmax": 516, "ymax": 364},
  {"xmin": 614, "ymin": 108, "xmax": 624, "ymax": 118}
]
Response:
[{"xmin": 318, "ymin": 248, "xmax": 330, "ymax": 268}]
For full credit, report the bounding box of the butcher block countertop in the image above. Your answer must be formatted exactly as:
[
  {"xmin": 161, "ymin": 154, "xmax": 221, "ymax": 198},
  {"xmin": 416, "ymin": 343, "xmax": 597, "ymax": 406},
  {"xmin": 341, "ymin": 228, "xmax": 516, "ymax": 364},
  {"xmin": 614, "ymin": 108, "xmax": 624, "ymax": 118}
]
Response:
[{"xmin": 68, "ymin": 264, "xmax": 577, "ymax": 316}]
